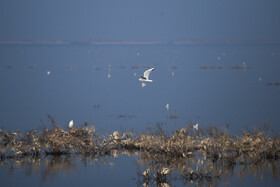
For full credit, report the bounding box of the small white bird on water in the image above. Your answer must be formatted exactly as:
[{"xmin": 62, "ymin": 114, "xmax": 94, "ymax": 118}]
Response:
[
  {"xmin": 165, "ymin": 104, "xmax": 169, "ymax": 110},
  {"xmin": 193, "ymin": 123, "xmax": 198, "ymax": 130},
  {"xmin": 138, "ymin": 67, "xmax": 155, "ymax": 83},
  {"xmin": 69, "ymin": 120, "xmax": 74, "ymax": 128}
]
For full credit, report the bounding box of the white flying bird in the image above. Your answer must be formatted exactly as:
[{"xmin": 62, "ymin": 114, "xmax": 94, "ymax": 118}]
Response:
[
  {"xmin": 69, "ymin": 120, "xmax": 74, "ymax": 128},
  {"xmin": 138, "ymin": 67, "xmax": 155, "ymax": 82}
]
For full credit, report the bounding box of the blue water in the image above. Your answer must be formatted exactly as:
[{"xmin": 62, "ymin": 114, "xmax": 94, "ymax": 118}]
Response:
[
  {"xmin": 0, "ymin": 44, "xmax": 279, "ymax": 133},
  {"xmin": 0, "ymin": 154, "xmax": 279, "ymax": 187},
  {"xmin": 0, "ymin": 155, "xmax": 137, "ymax": 186},
  {"xmin": 0, "ymin": 44, "xmax": 280, "ymax": 186}
]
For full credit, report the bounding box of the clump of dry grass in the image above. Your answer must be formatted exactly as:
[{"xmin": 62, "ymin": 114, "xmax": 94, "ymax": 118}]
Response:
[
  {"xmin": 0, "ymin": 129, "xmax": 40, "ymax": 158},
  {"xmin": 0, "ymin": 125, "xmax": 98, "ymax": 158},
  {"xmin": 108, "ymin": 124, "xmax": 201, "ymax": 159},
  {"xmin": 234, "ymin": 130, "xmax": 279, "ymax": 163},
  {"xmin": 108, "ymin": 124, "xmax": 279, "ymax": 163},
  {"xmin": 41, "ymin": 126, "xmax": 98, "ymax": 155}
]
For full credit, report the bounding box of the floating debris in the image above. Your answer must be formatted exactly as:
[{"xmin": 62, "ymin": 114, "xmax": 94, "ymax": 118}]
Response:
[
  {"xmin": 168, "ymin": 113, "xmax": 179, "ymax": 120},
  {"xmin": 200, "ymin": 66, "xmax": 225, "ymax": 70},
  {"xmin": 93, "ymin": 66, "xmax": 100, "ymax": 71},
  {"xmin": 200, "ymin": 66, "xmax": 208, "ymax": 70},
  {"xmin": 108, "ymin": 64, "xmax": 112, "ymax": 71},
  {"xmin": 6, "ymin": 65, "xmax": 13, "ymax": 69},
  {"xmin": 266, "ymin": 82, "xmax": 280, "ymax": 86},
  {"xmin": 231, "ymin": 65, "xmax": 242, "ymax": 70},
  {"xmin": 65, "ymin": 65, "xmax": 73, "ymax": 70},
  {"xmin": 231, "ymin": 62, "xmax": 250, "ymax": 71},
  {"xmin": 118, "ymin": 114, "xmax": 136, "ymax": 119},
  {"xmin": 131, "ymin": 66, "xmax": 140, "ymax": 69},
  {"xmin": 47, "ymin": 71, "xmax": 51, "ymax": 75},
  {"xmin": 93, "ymin": 104, "xmax": 100, "ymax": 109},
  {"xmin": 168, "ymin": 66, "xmax": 178, "ymax": 70},
  {"xmin": 143, "ymin": 65, "xmax": 151, "ymax": 69},
  {"xmin": 199, "ymin": 66, "xmax": 216, "ymax": 70},
  {"xmin": 28, "ymin": 65, "xmax": 36, "ymax": 70}
]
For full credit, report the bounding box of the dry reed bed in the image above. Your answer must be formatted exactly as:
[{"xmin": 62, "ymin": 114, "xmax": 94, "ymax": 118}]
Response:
[
  {"xmin": 0, "ymin": 125, "xmax": 279, "ymax": 161},
  {"xmin": 0, "ymin": 124, "xmax": 279, "ymax": 185}
]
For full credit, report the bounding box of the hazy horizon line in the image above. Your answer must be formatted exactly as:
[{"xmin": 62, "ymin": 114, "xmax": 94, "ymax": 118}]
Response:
[{"xmin": 0, "ymin": 40, "xmax": 280, "ymax": 45}]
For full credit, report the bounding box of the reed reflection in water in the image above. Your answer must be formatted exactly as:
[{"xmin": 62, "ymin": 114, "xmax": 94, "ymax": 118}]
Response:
[{"xmin": 1, "ymin": 151, "xmax": 279, "ymax": 186}]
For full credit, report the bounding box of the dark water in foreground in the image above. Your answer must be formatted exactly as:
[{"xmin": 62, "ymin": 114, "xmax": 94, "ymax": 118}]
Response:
[
  {"xmin": 0, "ymin": 154, "xmax": 279, "ymax": 187},
  {"xmin": 0, "ymin": 44, "xmax": 280, "ymax": 186}
]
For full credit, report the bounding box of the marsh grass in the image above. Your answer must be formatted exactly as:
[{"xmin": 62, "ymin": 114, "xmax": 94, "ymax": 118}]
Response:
[{"xmin": 0, "ymin": 122, "xmax": 279, "ymax": 185}]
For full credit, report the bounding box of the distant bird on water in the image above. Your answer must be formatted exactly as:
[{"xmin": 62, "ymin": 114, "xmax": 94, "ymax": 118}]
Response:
[
  {"xmin": 165, "ymin": 104, "xmax": 169, "ymax": 110},
  {"xmin": 193, "ymin": 123, "xmax": 198, "ymax": 130},
  {"xmin": 69, "ymin": 120, "xmax": 74, "ymax": 128}
]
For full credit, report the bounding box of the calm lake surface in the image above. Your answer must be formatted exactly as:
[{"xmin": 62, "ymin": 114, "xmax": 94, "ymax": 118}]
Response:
[{"xmin": 0, "ymin": 44, "xmax": 280, "ymax": 186}]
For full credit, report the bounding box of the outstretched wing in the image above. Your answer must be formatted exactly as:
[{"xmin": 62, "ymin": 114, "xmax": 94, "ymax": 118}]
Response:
[{"xmin": 143, "ymin": 68, "xmax": 155, "ymax": 79}]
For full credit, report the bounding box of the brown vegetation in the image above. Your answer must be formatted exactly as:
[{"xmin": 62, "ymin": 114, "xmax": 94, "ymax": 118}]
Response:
[{"xmin": 0, "ymin": 122, "xmax": 279, "ymax": 185}]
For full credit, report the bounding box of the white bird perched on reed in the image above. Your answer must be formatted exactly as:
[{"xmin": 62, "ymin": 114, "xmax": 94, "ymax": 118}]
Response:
[
  {"xmin": 69, "ymin": 120, "xmax": 74, "ymax": 128},
  {"xmin": 138, "ymin": 67, "xmax": 155, "ymax": 82}
]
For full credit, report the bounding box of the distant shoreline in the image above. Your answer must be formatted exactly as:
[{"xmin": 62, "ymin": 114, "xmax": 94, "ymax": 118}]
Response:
[{"xmin": 0, "ymin": 40, "xmax": 280, "ymax": 45}]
